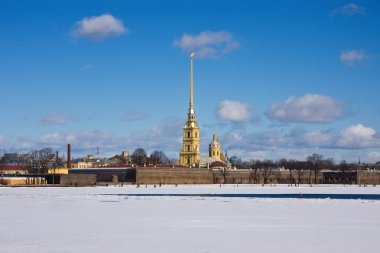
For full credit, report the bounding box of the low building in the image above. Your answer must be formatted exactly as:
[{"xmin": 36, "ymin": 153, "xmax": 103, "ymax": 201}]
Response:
[
  {"xmin": 0, "ymin": 165, "xmax": 28, "ymax": 175},
  {"xmin": 69, "ymin": 168, "xmax": 135, "ymax": 183},
  {"xmin": 0, "ymin": 177, "xmax": 46, "ymax": 185},
  {"xmin": 47, "ymin": 167, "xmax": 68, "ymax": 174}
]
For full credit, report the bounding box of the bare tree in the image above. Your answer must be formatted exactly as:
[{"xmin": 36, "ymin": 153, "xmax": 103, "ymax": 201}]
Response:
[
  {"xmin": 279, "ymin": 159, "xmax": 297, "ymax": 185},
  {"xmin": 273, "ymin": 169, "xmax": 282, "ymax": 184},
  {"xmin": 218, "ymin": 167, "xmax": 230, "ymax": 184},
  {"xmin": 169, "ymin": 158, "xmax": 178, "ymax": 165},
  {"xmin": 131, "ymin": 148, "xmax": 147, "ymax": 166},
  {"xmin": 149, "ymin": 151, "xmax": 170, "ymax": 165},
  {"xmin": 249, "ymin": 160, "xmax": 260, "ymax": 184},
  {"xmin": 260, "ymin": 160, "xmax": 275, "ymax": 184},
  {"xmin": 307, "ymin": 153, "xmax": 323, "ymax": 184},
  {"xmin": 294, "ymin": 161, "xmax": 306, "ymax": 185},
  {"xmin": 23, "ymin": 148, "xmax": 55, "ymax": 184},
  {"xmin": 0, "ymin": 149, "xmax": 5, "ymax": 162},
  {"xmin": 337, "ymin": 160, "xmax": 355, "ymax": 185}
]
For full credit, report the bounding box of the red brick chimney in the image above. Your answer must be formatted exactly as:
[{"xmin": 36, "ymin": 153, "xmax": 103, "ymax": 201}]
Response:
[{"xmin": 67, "ymin": 144, "xmax": 71, "ymax": 169}]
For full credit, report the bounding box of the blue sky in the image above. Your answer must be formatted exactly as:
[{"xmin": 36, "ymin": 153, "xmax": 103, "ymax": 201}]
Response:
[{"xmin": 0, "ymin": 0, "xmax": 379, "ymax": 162}]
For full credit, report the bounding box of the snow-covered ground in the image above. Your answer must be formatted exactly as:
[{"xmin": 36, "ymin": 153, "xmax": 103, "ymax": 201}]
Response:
[{"xmin": 1, "ymin": 185, "xmax": 379, "ymax": 253}]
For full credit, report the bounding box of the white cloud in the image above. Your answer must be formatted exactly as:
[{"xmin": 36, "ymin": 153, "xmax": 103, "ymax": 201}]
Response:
[
  {"xmin": 337, "ymin": 124, "xmax": 379, "ymax": 148},
  {"xmin": 13, "ymin": 138, "xmax": 34, "ymax": 150},
  {"xmin": 71, "ymin": 14, "xmax": 128, "ymax": 40},
  {"xmin": 340, "ymin": 50, "xmax": 366, "ymax": 66},
  {"xmin": 219, "ymin": 124, "xmax": 380, "ymax": 162},
  {"xmin": 217, "ymin": 100, "xmax": 253, "ymax": 122},
  {"xmin": 0, "ymin": 135, "xmax": 34, "ymax": 153},
  {"xmin": 223, "ymin": 122, "xmax": 379, "ymax": 149},
  {"xmin": 367, "ymin": 151, "xmax": 380, "ymax": 162},
  {"xmin": 38, "ymin": 132, "xmax": 77, "ymax": 145},
  {"xmin": 120, "ymin": 112, "xmax": 149, "ymax": 122},
  {"xmin": 2, "ymin": 121, "xmax": 380, "ymax": 162},
  {"xmin": 40, "ymin": 114, "xmax": 69, "ymax": 125},
  {"xmin": 174, "ymin": 31, "xmax": 240, "ymax": 58},
  {"xmin": 303, "ymin": 130, "xmax": 335, "ymax": 147},
  {"xmin": 126, "ymin": 118, "xmax": 183, "ymax": 157},
  {"xmin": 38, "ymin": 130, "xmax": 125, "ymax": 154},
  {"xmin": 332, "ymin": 3, "xmax": 365, "ymax": 17},
  {"xmin": 266, "ymin": 94, "xmax": 350, "ymax": 123}
]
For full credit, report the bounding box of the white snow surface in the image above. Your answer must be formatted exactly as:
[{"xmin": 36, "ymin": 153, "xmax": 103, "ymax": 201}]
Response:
[{"xmin": 0, "ymin": 185, "xmax": 379, "ymax": 253}]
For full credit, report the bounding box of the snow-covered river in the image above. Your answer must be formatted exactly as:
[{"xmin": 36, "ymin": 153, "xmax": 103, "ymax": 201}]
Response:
[{"xmin": 1, "ymin": 185, "xmax": 379, "ymax": 253}]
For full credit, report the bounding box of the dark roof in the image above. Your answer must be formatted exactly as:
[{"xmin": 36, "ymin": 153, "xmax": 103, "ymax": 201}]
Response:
[
  {"xmin": 0, "ymin": 165, "xmax": 28, "ymax": 170},
  {"xmin": 210, "ymin": 161, "xmax": 226, "ymax": 168}
]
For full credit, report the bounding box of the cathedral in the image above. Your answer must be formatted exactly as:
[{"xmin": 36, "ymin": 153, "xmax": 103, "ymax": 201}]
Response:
[
  {"xmin": 178, "ymin": 52, "xmax": 200, "ymax": 166},
  {"xmin": 178, "ymin": 53, "xmax": 229, "ymax": 167}
]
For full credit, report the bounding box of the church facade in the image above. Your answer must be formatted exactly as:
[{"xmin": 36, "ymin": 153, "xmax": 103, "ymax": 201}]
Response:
[{"xmin": 178, "ymin": 53, "xmax": 229, "ymax": 167}]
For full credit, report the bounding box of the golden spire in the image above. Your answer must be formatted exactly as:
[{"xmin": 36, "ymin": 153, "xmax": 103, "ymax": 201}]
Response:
[{"xmin": 188, "ymin": 52, "xmax": 196, "ymax": 120}]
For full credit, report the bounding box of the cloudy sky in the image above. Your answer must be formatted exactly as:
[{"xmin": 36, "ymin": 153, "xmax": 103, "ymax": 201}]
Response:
[{"xmin": 1, "ymin": 0, "xmax": 379, "ymax": 162}]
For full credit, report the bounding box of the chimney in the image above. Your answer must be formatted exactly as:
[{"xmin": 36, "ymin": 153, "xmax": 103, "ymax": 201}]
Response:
[{"xmin": 67, "ymin": 144, "xmax": 71, "ymax": 169}]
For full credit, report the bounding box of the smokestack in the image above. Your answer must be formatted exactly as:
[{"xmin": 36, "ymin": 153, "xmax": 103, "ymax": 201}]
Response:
[{"xmin": 67, "ymin": 144, "xmax": 71, "ymax": 169}]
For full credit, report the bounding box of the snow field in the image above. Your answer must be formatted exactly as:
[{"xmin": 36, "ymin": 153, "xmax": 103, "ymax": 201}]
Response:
[{"xmin": 0, "ymin": 185, "xmax": 379, "ymax": 253}]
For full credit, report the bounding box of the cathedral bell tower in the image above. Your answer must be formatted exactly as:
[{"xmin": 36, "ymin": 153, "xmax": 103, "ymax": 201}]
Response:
[
  {"xmin": 179, "ymin": 52, "xmax": 200, "ymax": 166},
  {"xmin": 209, "ymin": 133, "xmax": 222, "ymax": 160}
]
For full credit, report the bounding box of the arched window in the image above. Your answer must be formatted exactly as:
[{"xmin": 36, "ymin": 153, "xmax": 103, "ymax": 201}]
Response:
[{"xmin": 187, "ymin": 132, "xmax": 190, "ymax": 138}]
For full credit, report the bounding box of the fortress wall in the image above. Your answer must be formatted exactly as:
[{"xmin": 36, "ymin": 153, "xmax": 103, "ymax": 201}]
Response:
[
  {"xmin": 358, "ymin": 171, "xmax": 380, "ymax": 185},
  {"xmin": 212, "ymin": 171, "xmax": 252, "ymax": 184},
  {"xmin": 60, "ymin": 174, "xmax": 97, "ymax": 186},
  {"xmin": 213, "ymin": 171, "xmax": 324, "ymax": 185},
  {"xmin": 136, "ymin": 168, "xmax": 213, "ymax": 185},
  {"xmin": 136, "ymin": 168, "xmax": 380, "ymax": 185}
]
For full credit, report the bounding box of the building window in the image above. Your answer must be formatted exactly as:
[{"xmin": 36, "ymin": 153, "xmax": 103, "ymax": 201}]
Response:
[
  {"xmin": 213, "ymin": 151, "xmax": 215, "ymax": 156},
  {"xmin": 187, "ymin": 145, "xmax": 190, "ymax": 151},
  {"xmin": 187, "ymin": 158, "xmax": 190, "ymax": 164},
  {"xmin": 195, "ymin": 132, "xmax": 197, "ymax": 138},
  {"xmin": 187, "ymin": 132, "xmax": 190, "ymax": 138}
]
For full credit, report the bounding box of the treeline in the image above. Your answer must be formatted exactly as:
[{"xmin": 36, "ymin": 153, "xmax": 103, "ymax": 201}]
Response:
[
  {"xmin": 0, "ymin": 148, "xmax": 64, "ymax": 183},
  {"xmin": 130, "ymin": 148, "xmax": 174, "ymax": 165},
  {"xmin": 233, "ymin": 153, "xmax": 379, "ymax": 185}
]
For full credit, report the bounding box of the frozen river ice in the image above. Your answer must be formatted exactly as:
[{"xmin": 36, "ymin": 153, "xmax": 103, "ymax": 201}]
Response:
[{"xmin": 0, "ymin": 185, "xmax": 379, "ymax": 253}]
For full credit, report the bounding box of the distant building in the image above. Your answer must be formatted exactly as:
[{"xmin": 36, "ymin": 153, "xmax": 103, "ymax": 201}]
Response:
[
  {"xmin": 70, "ymin": 151, "xmax": 131, "ymax": 168},
  {"xmin": 0, "ymin": 153, "xmax": 29, "ymax": 165},
  {"xmin": 122, "ymin": 151, "xmax": 129, "ymax": 158},
  {"xmin": 109, "ymin": 151, "xmax": 131, "ymax": 165},
  {"xmin": 198, "ymin": 133, "xmax": 230, "ymax": 168},
  {"xmin": 0, "ymin": 165, "xmax": 28, "ymax": 175}
]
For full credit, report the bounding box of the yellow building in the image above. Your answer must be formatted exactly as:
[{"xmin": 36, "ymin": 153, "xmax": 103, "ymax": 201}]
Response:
[
  {"xmin": 0, "ymin": 177, "xmax": 47, "ymax": 185},
  {"xmin": 209, "ymin": 133, "xmax": 222, "ymax": 160},
  {"xmin": 48, "ymin": 167, "xmax": 68, "ymax": 174},
  {"xmin": 179, "ymin": 52, "xmax": 200, "ymax": 166}
]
